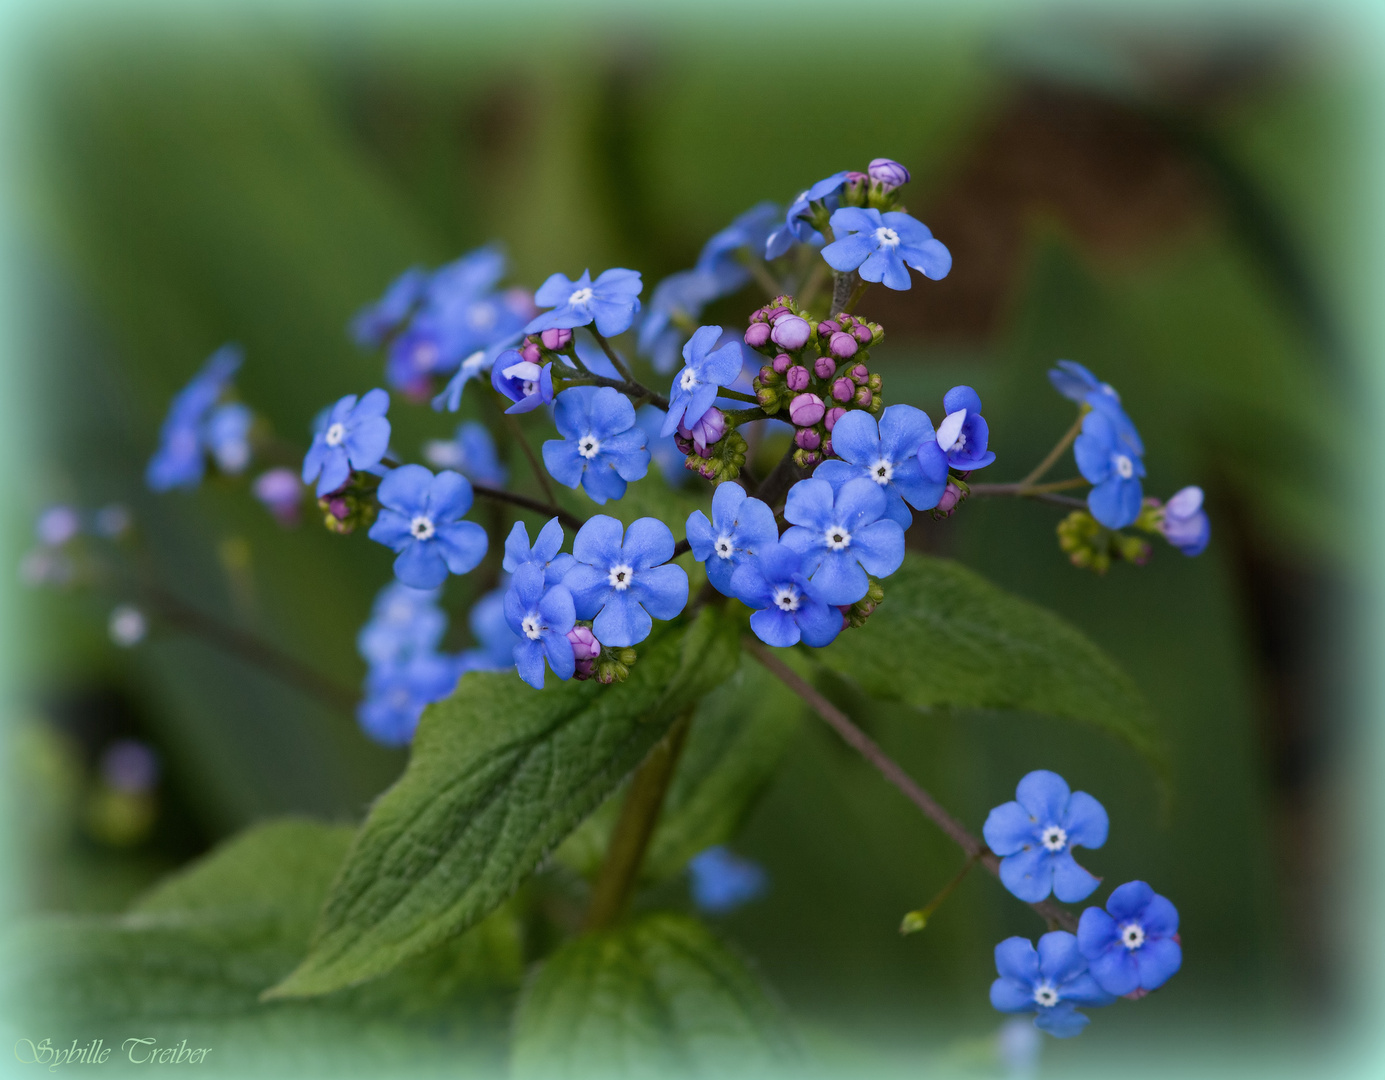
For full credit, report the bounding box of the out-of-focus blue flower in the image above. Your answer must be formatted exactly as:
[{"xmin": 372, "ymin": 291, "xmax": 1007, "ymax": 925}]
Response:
[
  {"xmin": 146, "ymin": 345, "xmax": 242, "ymax": 492},
  {"xmin": 503, "ymin": 517, "xmax": 575, "ymax": 585},
  {"xmin": 765, "ymin": 172, "xmax": 851, "ymax": 259},
  {"xmin": 821, "ymin": 207, "xmax": 951, "ymax": 290},
  {"xmin": 1074, "ymin": 408, "xmax": 1145, "ymax": 530},
  {"xmin": 1047, "ymin": 361, "xmax": 1143, "ymax": 455},
  {"xmin": 367, "ymin": 465, "xmax": 488, "ymax": 589},
  {"xmin": 542, "ymin": 387, "xmax": 650, "ymax": 504},
  {"xmin": 253, "ymin": 468, "xmax": 304, "ymax": 525},
  {"xmin": 697, "ymin": 202, "xmax": 780, "ymax": 278},
  {"xmin": 730, "ymin": 542, "xmax": 844, "ymax": 649},
  {"xmin": 36, "ymin": 506, "xmax": 81, "ymax": 547},
  {"xmin": 637, "ymin": 270, "xmax": 723, "ymax": 374},
  {"xmin": 636, "ymin": 405, "xmax": 690, "ymax": 486},
  {"xmin": 562, "ymin": 515, "xmax": 688, "ymax": 647},
  {"xmin": 983, "ymin": 770, "xmax": 1108, "ymax": 904},
  {"xmin": 816, "ymin": 405, "xmax": 946, "ymax": 526},
  {"xmin": 933, "ymin": 386, "xmax": 995, "ymax": 471},
  {"xmin": 990, "ymin": 932, "xmax": 1114, "ymax": 1039},
  {"xmin": 423, "ymin": 421, "xmax": 509, "ymax": 487},
  {"xmin": 688, "ymin": 846, "xmax": 768, "ymax": 913},
  {"xmin": 1159, "ymin": 486, "xmax": 1209, "ymax": 556},
  {"xmin": 1078, "ymin": 881, "xmax": 1182, "ymax": 996},
  {"xmin": 457, "ymin": 584, "xmax": 520, "ymax": 674},
  {"xmin": 685, "ymin": 481, "xmax": 777, "ymax": 596},
  {"xmin": 204, "ymin": 403, "xmax": 253, "ymax": 475},
  {"xmin": 430, "ymin": 339, "xmax": 518, "ymax": 414},
  {"xmin": 662, "ymin": 325, "xmax": 745, "ymax": 437},
  {"xmin": 780, "ymin": 477, "xmax": 905, "ymax": 606},
  {"xmin": 997, "ymin": 1017, "xmax": 1043, "ymax": 1080},
  {"xmin": 526, "ymin": 268, "xmax": 643, "ymax": 338},
  {"xmin": 301, "ymin": 389, "xmax": 392, "ymax": 497},
  {"xmin": 351, "ymin": 266, "xmax": 428, "ymax": 349},
  {"xmin": 503, "ymin": 563, "xmax": 577, "ymax": 689},
  {"xmin": 490, "ymin": 349, "xmax": 555, "ymax": 415},
  {"xmin": 358, "ymin": 652, "xmax": 458, "ymax": 746},
  {"xmin": 357, "ymin": 582, "xmax": 447, "ymax": 667}
]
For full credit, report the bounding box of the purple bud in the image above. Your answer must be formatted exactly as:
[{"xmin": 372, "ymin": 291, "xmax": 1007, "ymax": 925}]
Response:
[
  {"xmin": 567, "ymin": 625, "xmax": 601, "ymax": 661},
  {"xmin": 937, "ymin": 481, "xmax": 963, "ymax": 516},
  {"xmin": 821, "ymin": 439, "xmax": 833, "ymax": 458},
  {"xmin": 520, "ymin": 341, "xmax": 542, "ymax": 364},
  {"xmin": 831, "ymin": 377, "xmax": 854, "ymax": 403},
  {"xmin": 744, "ymin": 323, "xmax": 772, "ymax": 348},
  {"xmin": 817, "ymin": 319, "xmax": 841, "ymax": 338},
  {"xmin": 540, "ymin": 327, "xmax": 572, "ymax": 350},
  {"xmin": 851, "ymin": 364, "xmax": 870, "ymax": 384},
  {"xmin": 825, "ymin": 406, "xmax": 846, "ymax": 432},
  {"xmin": 253, "ymin": 468, "xmax": 303, "ymax": 524},
  {"xmin": 574, "ymin": 658, "xmax": 595, "ymax": 680},
  {"xmin": 678, "ymin": 408, "xmax": 726, "ymax": 455},
  {"xmin": 795, "ymin": 427, "xmax": 822, "ymax": 451},
  {"xmin": 852, "ymin": 324, "xmax": 873, "ymax": 345},
  {"xmin": 767, "ymin": 306, "xmax": 791, "ymax": 321},
  {"xmin": 854, "ymin": 387, "xmax": 873, "ymax": 408},
  {"xmin": 829, "ymin": 331, "xmax": 858, "ymax": 359},
  {"xmin": 771, "ymin": 314, "xmax": 811, "ymax": 351},
  {"xmin": 814, "ymin": 354, "xmax": 837, "ymax": 379},
  {"xmin": 868, "ymin": 157, "xmax": 911, "ymax": 190},
  {"xmin": 786, "ymin": 365, "xmax": 810, "ymax": 391},
  {"xmin": 328, "ymin": 497, "xmax": 350, "ymax": 521},
  {"xmin": 800, "ymin": 450, "xmax": 821, "ymax": 466},
  {"xmin": 773, "ymin": 352, "xmax": 793, "ymax": 374},
  {"xmin": 758, "ymin": 365, "xmax": 775, "ymax": 383},
  {"xmin": 789, "ymin": 393, "xmax": 826, "ymax": 427}
]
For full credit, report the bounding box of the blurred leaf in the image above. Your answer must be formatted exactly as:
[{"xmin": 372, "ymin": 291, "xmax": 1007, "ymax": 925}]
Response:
[
  {"xmin": 511, "ymin": 912, "xmax": 797, "ymax": 1079},
  {"xmin": 271, "ymin": 607, "xmax": 741, "ymax": 999},
  {"xmin": 815, "ymin": 554, "xmax": 1164, "ymax": 770}
]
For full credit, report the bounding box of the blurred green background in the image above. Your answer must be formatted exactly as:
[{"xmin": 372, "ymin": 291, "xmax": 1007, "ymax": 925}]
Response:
[{"xmin": 6, "ymin": 3, "xmax": 1360, "ymax": 1072}]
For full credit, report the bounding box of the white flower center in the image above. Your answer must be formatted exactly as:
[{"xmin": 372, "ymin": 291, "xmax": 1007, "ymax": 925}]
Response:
[
  {"xmin": 578, "ymin": 434, "xmax": 602, "ymax": 459},
  {"xmin": 410, "ymin": 515, "xmax": 436, "ymax": 541},
  {"xmin": 324, "ymin": 422, "xmax": 346, "ymax": 448},
  {"xmin": 679, "ymin": 368, "xmax": 699, "ymax": 392},
  {"xmin": 568, "ymin": 287, "xmax": 593, "ymax": 306},
  {"xmin": 1114, "ymin": 454, "xmax": 1134, "ymax": 479},
  {"xmin": 1121, "ymin": 922, "xmax": 1146, "ymax": 951},
  {"xmin": 522, "ymin": 380, "xmax": 540, "ymax": 397},
  {"xmin": 869, "ymin": 457, "xmax": 894, "ymax": 485},
  {"xmin": 874, "ymin": 226, "xmax": 900, "ymax": 249},
  {"xmin": 1040, "ymin": 825, "xmax": 1068, "ymax": 852},
  {"xmin": 824, "ymin": 525, "xmax": 852, "ymax": 551},
  {"xmin": 1032, "ymin": 982, "xmax": 1059, "ymax": 1008},
  {"xmin": 714, "ymin": 535, "xmax": 735, "ymax": 559},
  {"xmin": 772, "ymin": 585, "xmax": 801, "ymax": 612},
  {"xmin": 521, "ymin": 614, "xmax": 543, "ymax": 640},
  {"xmin": 608, "ymin": 563, "xmax": 633, "ymax": 590}
]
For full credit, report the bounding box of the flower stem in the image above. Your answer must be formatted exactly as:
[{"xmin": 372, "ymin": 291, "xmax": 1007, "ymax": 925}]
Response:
[
  {"xmin": 745, "ymin": 638, "xmax": 1078, "ymax": 932},
  {"xmin": 583, "ymin": 708, "xmax": 695, "ymax": 931},
  {"xmin": 506, "ymin": 413, "xmax": 560, "ymax": 508},
  {"xmin": 589, "ymin": 328, "xmax": 638, "ymax": 385},
  {"xmin": 842, "ymin": 280, "xmax": 870, "ymax": 315},
  {"xmin": 1021, "ymin": 412, "xmax": 1086, "ymax": 487},
  {"xmin": 470, "ymin": 483, "xmax": 585, "ymax": 532},
  {"xmin": 829, "ymin": 270, "xmax": 858, "ymax": 317},
  {"xmin": 900, "ymin": 851, "xmax": 982, "ymax": 934},
  {"xmin": 554, "ymin": 372, "xmax": 670, "ymax": 412}
]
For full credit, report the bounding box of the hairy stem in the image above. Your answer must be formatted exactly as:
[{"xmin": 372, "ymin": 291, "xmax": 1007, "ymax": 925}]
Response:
[
  {"xmin": 745, "ymin": 639, "xmax": 1078, "ymax": 932},
  {"xmin": 555, "ymin": 372, "xmax": 670, "ymax": 412},
  {"xmin": 584, "ymin": 709, "xmax": 694, "ymax": 930},
  {"xmin": 589, "ymin": 328, "xmax": 638, "ymax": 386},
  {"xmin": 1021, "ymin": 412, "xmax": 1086, "ymax": 488},
  {"xmin": 842, "ymin": 280, "xmax": 870, "ymax": 315},
  {"xmin": 471, "ymin": 483, "xmax": 584, "ymax": 532}
]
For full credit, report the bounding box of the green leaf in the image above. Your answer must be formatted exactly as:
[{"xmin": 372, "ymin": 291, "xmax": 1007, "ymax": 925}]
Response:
[
  {"xmin": 815, "ymin": 554, "xmax": 1163, "ymax": 767},
  {"xmin": 511, "ymin": 912, "xmax": 798, "ymax": 1079},
  {"xmin": 270, "ymin": 606, "xmax": 742, "ymax": 999}
]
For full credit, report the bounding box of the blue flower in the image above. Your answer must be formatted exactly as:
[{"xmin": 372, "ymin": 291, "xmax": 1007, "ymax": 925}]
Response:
[
  {"xmin": 146, "ymin": 345, "xmax": 242, "ymax": 492},
  {"xmin": 765, "ymin": 171, "xmax": 851, "ymax": 259},
  {"xmin": 367, "ymin": 465, "xmax": 488, "ymax": 588},
  {"xmin": 1047, "ymin": 361, "xmax": 1143, "ymax": 455},
  {"xmin": 1077, "ymin": 881, "xmax": 1182, "ymax": 996},
  {"xmin": 351, "ymin": 266, "xmax": 428, "ymax": 349},
  {"xmin": 422, "ymin": 421, "xmax": 508, "ymax": 487},
  {"xmin": 697, "ymin": 202, "xmax": 780, "ymax": 278},
  {"xmin": 688, "ymin": 846, "xmax": 768, "ymax": 914},
  {"xmin": 821, "ymin": 207, "xmax": 951, "ymax": 290},
  {"xmin": 503, "ymin": 563, "xmax": 577, "ymax": 689},
  {"xmin": 502, "ymin": 516, "xmax": 576, "ymax": 585},
  {"xmin": 301, "ymin": 389, "xmax": 392, "ymax": 497},
  {"xmin": 983, "ymin": 770, "xmax": 1108, "ymax": 903},
  {"xmin": 357, "ymin": 652, "xmax": 458, "ymax": 746},
  {"xmin": 990, "ymin": 932, "xmax": 1114, "ymax": 1039},
  {"xmin": 562, "ymin": 516, "xmax": 689, "ymax": 647},
  {"xmin": 204, "ymin": 403, "xmax": 253, "ymax": 475},
  {"xmin": 526, "ymin": 268, "xmax": 643, "ymax": 338},
  {"xmin": 815, "ymin": 405, "xmax": 947, "ymax": 526},
  {"xmin": 542, "ymin": 387, "xmax": 650, "ymax": 504},
  {"xmin": 730, "ymin": 542, "xmax": 844, "ymax": 649},
  {"xmin": 490, "ymin": 349, "xmax": 555, "ymax": 415},
  {"xmin": 457, "ymin": 584, "xmax": 521, "ymax": 675},
  {"xmin": 685, "ymin": 481, "xmax": 778, "ymax": 596},
  {"xmin": 636, "ymin": 405, "xmax": 690, "ymax": 486},
  {"xmin": 357, "ymin": 582, "xmax": 447, "ymax": 667},
  {"xmin": 933, "ymin": 385, "xmax": 996, "ymax": 471},
  {"xmin": 1074, "ymin": 409, "xmax": 1145, "ymax": 529},
  {"xmin": 662, "ymin": 325, "xmax": 745, "ymax": 437},
  {"xmin": 1159, "ymin": 486, "xmax": 1209, "ymax": 556},
  {"xmin": 780, "ymin": 477, "xmax": 905, "ymax": 606}
]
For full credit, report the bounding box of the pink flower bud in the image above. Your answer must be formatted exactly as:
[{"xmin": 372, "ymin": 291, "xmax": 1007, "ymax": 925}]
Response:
[
  {"xmin": 817, "ymin": 319, "xmax": 841, "ymax": 338},
  {"xmin": 789, "ymin": 393, "xmax": 826, "ymax": 427},
  {"xmin": 852, "ymin": 324, "xmax": 873, "ymax": 345},
  {"xmin": 758, "ymin": 365, "xmax": 775, "ymax": 383},
  {"xmin": 822, "ymin": 439, "xmax": 833, "ymax": 458},
  {"xmin": 813, "ymin": 354, "xmax": 836, "ymax": 379},
  {"xmin": 574, "ymin": 658, "xmax": 595, "ymax": 680},
  {"xmin": 936, "ymin": 482, "xmax": 963, "ymax": 516},
  {"xmin": 328, "ymin": 497, "xmax": 350, "ymax": 521},
  {"xmin": 678, "ymin": 408, "xmax": 726, "ymax": 455},
  {"xmin": 854, "ymin": 386, "xmax": 873, "ymax": 408},
  {"xmin": 829, "ymin": 331, "xmax": 858, "ymax": 359},
  {"xmin": 767, "ymin": 306, "xmax": 791, "ymax": 321},
  {"xmin": 772, "ymin": 352, "xmax": 792, "ymax": 374},
  {"xmin": 795, "ymin": 427, "xmax": 821, "ymax": 450},
  {"xmin": 825, "ymin": 406, "xmax": 846, "ymax": 432},
  {"xmin": 567, "ymin": 625, "xmax": 601, "ymax": 661},
  {"xmin": 786, "ymin": 365, "xmax": 810, "ymax": 391},
  {"xmin": 744, "ymin": 323, "xmax": 772, "ymax": 348},
  {"xmin": 868, "ymin": 158, "xmax": 911, "ymax": 190},
  {"xmin": 771, "ymin": 314, "xmax": 811, "ymax": 351},
  {"xmin": 520, "ymin": 341, "xmax": 542, "ymax": 364},
  {"xmin": 831, "ymin": 377, "xmax": 854, "ymax": 403},
  {"xmin": 540, "ymin": 327, "xmax": 573, "ymax": 350},
  {"xmin": 851, "ymin": 364, "xmax": 870, "ymax": 384}
]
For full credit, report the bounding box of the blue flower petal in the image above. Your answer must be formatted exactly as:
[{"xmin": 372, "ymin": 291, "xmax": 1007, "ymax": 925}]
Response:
[
  {"xmin": 983, "ymin": 800, "xmax": 1036, "ymax": 856},
  {"xmin": 999, "ymin": 846, "xmax": 1054, "ymax": 903},
  {"xmin": 994, "ymin": 937, "xmax": 1041, "ymax": 985},
  {"xmin": 593, "ymin": 590, "xmax": 653, "ymax": 647}
]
